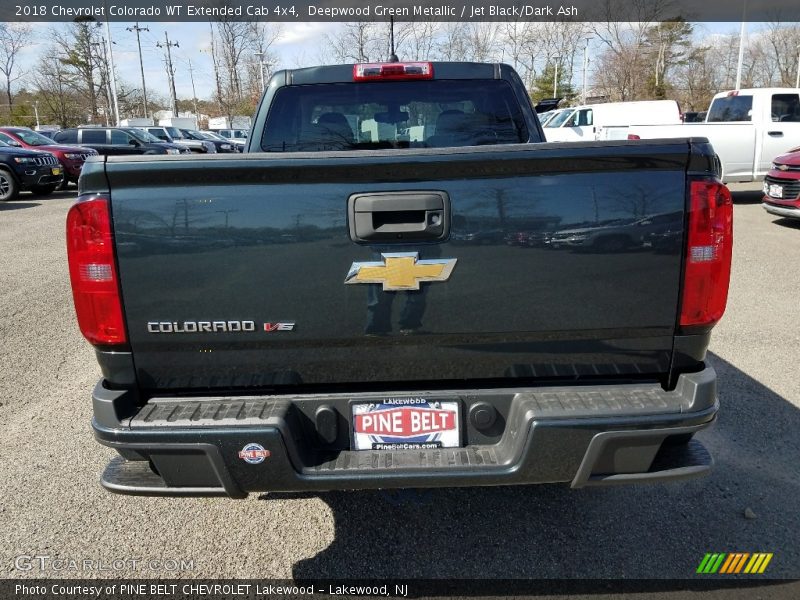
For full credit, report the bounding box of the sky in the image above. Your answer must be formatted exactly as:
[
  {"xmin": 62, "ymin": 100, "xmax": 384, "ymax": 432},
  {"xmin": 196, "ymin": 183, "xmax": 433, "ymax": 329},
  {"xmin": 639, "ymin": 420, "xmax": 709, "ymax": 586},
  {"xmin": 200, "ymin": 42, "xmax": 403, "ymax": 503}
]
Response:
[
  {"xmin": 18, "ymin": 20, "xmax": 334, "ymax": 100},
  {"xmin": 15, "ymin": 21, "xmax": 756, "ymax": 102}
]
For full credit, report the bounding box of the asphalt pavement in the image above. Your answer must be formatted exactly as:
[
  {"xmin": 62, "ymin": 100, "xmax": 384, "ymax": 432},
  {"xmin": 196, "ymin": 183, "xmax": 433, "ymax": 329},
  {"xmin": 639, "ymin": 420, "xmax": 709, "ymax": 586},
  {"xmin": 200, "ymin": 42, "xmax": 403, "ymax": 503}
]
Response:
[{"xmin": 0, "ymin": 184, "xmax": 798, "ymax": 595}]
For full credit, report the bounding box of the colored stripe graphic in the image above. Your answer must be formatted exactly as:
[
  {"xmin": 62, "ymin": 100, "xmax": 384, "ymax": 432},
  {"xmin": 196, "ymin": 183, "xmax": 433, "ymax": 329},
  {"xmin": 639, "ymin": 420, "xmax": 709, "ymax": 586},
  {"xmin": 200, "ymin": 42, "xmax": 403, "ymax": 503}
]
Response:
[
  {"xmin": 697, "ymin": 553, "xmax": 714, "ymax": 574},
  {"xmin": 700, "ymin": 553, "xmax": 774, "ymax": 574},
  {"xmin": 733, "ymin": 553, "xmax": 750, "ymax": 573},
  {"xmin": 719, "ymin": 554, "xmax": 736, "ymax": 574}
]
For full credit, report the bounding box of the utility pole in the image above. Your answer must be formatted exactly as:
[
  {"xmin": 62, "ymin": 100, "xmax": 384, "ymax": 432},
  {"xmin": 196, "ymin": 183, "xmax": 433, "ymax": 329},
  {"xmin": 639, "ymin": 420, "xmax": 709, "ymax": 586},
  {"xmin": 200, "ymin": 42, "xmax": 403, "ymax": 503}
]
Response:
[
  {"xmin": 127, "ymin": 23, "xmax": 149, "ymax": 119},
  {"xmin": 582, "ymin": 37, "xmax": 591, "ymax": 105},
  {"xmin": 187, "ymin": 59, "xmax": 199, "ymax": 122},
  {"xmin": 209, "ymin": 23, "xmax": 223, "ymax": 113},
  {"xmin": 104, "ymin": 20, "xmax": 120, "ymax": 125},
  {"xmin": 91, "ymin": 39, "xmax": 113, "ymax": 126},
  {"xmin": 157, "ymin": 32, "xmax": 179, "ymax": 117}
]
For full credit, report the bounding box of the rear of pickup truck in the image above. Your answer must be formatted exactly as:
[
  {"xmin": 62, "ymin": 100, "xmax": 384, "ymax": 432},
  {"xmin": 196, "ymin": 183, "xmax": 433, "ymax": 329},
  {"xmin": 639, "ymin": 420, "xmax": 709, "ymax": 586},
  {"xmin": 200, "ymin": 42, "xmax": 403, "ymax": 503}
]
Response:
[{"xmin": 68, "ymin": 63, "xmax": 732, "ymax": 497}]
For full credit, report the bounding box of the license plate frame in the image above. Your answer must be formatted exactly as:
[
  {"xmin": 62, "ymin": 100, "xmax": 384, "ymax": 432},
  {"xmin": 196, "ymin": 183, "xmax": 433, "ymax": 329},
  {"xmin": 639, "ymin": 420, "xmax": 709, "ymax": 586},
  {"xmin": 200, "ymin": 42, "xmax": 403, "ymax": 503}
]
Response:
[
  {"xmin": 351, "ymin": 398, "xmax": 461, "ymax": 451},
  {"xmin": 51, "ymin": 167, "xmax": 62, "ymax": 176}
]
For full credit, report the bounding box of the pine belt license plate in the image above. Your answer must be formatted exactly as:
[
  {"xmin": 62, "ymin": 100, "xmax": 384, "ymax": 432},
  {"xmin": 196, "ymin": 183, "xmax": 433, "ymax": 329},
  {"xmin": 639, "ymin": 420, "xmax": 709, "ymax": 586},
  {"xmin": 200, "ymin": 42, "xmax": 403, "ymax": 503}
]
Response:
[
  {"xmin": 769, "ymin": 183, "xmax": 783, "ymax": 198},
  {"xmin": 352, "ymin": 398, "xmax": 460, "ymax": 450}
]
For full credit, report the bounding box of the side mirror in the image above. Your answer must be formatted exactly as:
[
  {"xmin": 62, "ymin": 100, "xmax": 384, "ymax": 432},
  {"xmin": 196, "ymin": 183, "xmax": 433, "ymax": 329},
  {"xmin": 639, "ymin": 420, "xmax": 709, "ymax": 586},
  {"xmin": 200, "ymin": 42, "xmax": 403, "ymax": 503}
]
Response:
[{"xmin": 7, "ymin": 140, "xmax": 22, "ymax": 147}]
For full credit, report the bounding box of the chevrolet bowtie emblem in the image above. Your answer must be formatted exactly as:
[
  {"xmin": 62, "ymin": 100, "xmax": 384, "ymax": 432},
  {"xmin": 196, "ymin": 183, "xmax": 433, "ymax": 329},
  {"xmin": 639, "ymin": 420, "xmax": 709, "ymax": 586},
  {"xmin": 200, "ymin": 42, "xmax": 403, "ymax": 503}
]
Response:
[
  {"xmin": 345, "ymin": 252, "xmax": 457, "ymax": 291},
  {"xmin": 777, "ymin": 164, "xmax": 789, "ymax": 171}
]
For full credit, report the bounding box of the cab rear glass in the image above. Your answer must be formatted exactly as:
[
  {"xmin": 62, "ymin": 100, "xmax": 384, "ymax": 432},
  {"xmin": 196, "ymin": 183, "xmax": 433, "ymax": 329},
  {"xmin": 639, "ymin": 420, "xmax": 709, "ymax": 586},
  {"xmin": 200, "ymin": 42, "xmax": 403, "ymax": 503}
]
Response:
[
  {"xmin": 260, "ymin": 80, "xmax": 531, "ymax": 151},
  {"xmin": 707, "ymin": 95, "xmax": 753, "ymax": 122}
]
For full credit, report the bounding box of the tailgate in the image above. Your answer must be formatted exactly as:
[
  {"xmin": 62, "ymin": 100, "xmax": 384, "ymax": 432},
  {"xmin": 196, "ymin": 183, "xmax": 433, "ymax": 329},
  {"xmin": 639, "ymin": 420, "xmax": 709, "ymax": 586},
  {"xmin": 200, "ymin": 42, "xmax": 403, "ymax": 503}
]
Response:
[{"xmin": 107, "ymin": 142, "xmax": 690, "ymax": 391}]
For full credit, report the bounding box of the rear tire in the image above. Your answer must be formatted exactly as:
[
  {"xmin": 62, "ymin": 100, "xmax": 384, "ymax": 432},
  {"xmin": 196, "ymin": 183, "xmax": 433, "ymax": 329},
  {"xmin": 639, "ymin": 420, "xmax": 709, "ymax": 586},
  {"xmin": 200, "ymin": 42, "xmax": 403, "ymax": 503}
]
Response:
[
  {"xmin": 0, "ymin": 169, "xmax": 19, "ymax": 201},
  {"xmin": 31, "ymin": 184, "xmax": 58, "ymax": 195}
]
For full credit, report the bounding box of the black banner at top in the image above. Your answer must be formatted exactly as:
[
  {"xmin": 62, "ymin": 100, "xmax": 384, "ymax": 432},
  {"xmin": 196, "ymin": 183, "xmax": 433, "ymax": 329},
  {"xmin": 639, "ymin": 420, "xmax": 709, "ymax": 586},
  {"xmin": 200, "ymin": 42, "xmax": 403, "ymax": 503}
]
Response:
[{"xmin": 1, "ymin": 0, "xmax": 800, "ymax": 23}]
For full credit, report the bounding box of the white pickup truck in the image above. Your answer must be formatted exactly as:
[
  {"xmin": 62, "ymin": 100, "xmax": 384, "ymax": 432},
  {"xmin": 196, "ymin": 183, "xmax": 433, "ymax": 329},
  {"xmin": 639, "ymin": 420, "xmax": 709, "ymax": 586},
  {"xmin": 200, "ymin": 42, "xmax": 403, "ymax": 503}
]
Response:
[{"xmin": 628, "ymin": 88, "xmax": 800, "ymax": 183}]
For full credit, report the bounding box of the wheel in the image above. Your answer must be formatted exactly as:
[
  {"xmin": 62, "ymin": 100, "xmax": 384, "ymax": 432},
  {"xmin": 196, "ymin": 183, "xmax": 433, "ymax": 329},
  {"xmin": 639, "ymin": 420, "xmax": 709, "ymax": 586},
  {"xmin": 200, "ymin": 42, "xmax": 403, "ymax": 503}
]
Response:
[
  {"xmin": 31, "ymin": 184, "xmax": 58, "ymax": 195},
  {"xmin": 0, "ymin": 169, "xmax": 19, "ymax": 201}
]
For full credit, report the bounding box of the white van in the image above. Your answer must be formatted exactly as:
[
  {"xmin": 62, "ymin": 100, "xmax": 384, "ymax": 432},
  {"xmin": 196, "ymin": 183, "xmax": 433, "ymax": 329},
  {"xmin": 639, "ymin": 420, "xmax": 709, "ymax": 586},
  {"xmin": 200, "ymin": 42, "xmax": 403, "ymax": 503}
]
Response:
[{"xmin": 544, "ymin": 100, "xmax": 682, "ymax": 142}]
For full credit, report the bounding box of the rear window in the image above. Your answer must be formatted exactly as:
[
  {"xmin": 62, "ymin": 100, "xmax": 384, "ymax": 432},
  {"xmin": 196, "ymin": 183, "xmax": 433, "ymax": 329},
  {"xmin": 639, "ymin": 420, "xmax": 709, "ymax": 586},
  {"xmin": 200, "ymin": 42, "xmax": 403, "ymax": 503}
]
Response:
[
  {"xmin": 261, "ymin": 80, "xmax": 530, "ymax": 151},
  {"xmin": 707, "ymin": 95, "xmax": 752, "ymax": 122}
]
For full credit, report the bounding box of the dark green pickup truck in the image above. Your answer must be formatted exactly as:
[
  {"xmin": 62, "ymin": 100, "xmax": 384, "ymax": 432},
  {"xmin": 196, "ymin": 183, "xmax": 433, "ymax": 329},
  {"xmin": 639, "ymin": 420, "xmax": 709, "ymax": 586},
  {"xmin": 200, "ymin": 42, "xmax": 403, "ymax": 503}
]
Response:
[{"xmin": 67, "ymin": 62, "xmax": 732, "ymax": 497}]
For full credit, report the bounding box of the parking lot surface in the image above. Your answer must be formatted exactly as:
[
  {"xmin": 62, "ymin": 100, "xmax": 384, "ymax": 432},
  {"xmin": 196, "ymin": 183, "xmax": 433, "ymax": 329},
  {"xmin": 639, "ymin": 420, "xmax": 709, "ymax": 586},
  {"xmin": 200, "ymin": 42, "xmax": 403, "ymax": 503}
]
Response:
[{"xmin": 0, "ymin": 186, "xmax": 798, "ymax": 584}]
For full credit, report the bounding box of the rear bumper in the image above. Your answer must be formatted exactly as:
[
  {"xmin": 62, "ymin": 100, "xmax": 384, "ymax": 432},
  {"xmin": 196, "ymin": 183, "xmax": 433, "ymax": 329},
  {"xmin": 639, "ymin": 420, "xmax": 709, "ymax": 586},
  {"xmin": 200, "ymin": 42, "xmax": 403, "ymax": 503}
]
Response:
[{"xmin": 93, "ymin": 367, "xmax": 718, "ymax": 498}]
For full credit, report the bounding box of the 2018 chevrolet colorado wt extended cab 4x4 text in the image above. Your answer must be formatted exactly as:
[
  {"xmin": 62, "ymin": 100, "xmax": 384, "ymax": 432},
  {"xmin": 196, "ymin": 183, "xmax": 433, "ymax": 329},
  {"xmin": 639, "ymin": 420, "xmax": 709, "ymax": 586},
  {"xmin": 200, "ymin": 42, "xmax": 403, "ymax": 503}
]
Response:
[{"xmin": 68, "ymin": 62, "xmax": 732, "ymax": 497}]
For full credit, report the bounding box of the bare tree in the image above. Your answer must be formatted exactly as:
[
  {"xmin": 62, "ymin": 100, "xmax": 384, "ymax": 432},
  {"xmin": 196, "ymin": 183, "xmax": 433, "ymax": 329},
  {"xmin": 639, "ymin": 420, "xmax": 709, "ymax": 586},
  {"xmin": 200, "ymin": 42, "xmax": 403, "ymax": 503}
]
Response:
[
  {"xmin": 0, "ymin": 23, "xmax": 31, "ymax": 111},
  {"xmin": 323, "ymin": 22, "xmax": 384, "ymax": 64},
  {"xmin": 32, "ymin": 40, "xmax": 81, "ymax": 127},
  {"xmin": 763, "ymin": 22, "xmax": 800, "ymax": 86}
]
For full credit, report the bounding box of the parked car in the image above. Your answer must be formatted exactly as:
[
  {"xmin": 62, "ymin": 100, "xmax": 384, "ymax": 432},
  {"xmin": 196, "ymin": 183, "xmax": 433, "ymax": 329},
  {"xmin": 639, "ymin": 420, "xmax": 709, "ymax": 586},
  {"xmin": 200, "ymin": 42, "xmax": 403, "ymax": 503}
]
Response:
[
  {"xmin": 628, "ymin": 88, "xmax": 800, "ymax": 182},
  {"xmin": 0, "ymin": 126, "xmax": 98, "ymax": 188},
  {"xmin": 140, "ymin": 126, "xmax": 216, "ymax": 153},
  {"xmin": 52, "ymin": 127, "xmax": 190, "ymax": 156},
  {"xmin": 762, "ymin": 146, "xmax": 800, "ymax": 220},
  {"xmin": 179, "ymin": 129, "xmax": 236, "ymax": 153},
  {"xmin": 212, "ymin": 128, "xmax": 249, "ymax": 145},
  {"xmin": 201, "ymin": 130, "xmax": 244, "ymax": 152},
  {"xmin": 0, "ymin": 139, "xmax": 63, "ymax": 201}
]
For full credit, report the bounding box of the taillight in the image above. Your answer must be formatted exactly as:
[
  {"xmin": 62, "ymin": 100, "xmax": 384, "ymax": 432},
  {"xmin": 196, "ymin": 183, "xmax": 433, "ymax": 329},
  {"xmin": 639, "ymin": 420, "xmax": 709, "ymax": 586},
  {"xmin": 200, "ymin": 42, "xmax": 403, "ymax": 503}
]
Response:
[
  {"xmin": 66, "ymin": 195, "xmax": 127, "ymax": 346},
  {"xmin": 627, "ymin": 134, "xmax": 641, "ymax": 140},
  {"xmin": 680, "ymin": 180, "xmax": 733, "ymax": 330},
  {"xmin": 353, "ymin": 62, "xmax": 434, "ymax": 81}
]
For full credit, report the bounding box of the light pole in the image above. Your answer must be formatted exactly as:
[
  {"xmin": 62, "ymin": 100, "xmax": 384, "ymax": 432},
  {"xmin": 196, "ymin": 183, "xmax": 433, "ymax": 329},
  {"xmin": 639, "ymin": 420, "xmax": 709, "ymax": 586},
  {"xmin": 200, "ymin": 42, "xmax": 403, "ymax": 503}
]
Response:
[
  {"xmin": 254, "ymin": 52, "xmax": 266, "ymax": 93},
  {"xmin": 29, "ymin": 101, "xmax": 39, "ymax": 128},
  {"xmin": 552, "ymin": 56, "xmax": 561, "ymax": 98},
  {"xmin": 795, "ymin": 44, "xmax": 800, "ymax": 89},
  {"xmin": 734, "ymin": 1, "xmax": 747, "ymax": 89}
]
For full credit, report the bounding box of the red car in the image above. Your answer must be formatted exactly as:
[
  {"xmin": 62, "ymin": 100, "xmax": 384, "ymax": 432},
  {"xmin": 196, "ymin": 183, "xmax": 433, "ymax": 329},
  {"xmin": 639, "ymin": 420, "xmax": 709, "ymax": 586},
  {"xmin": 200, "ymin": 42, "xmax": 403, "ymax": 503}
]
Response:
[
  {"xmin": 763, "ymin": 147, "xmax": 800, "ymax": 220},
  {"xmin": 0, "ymin": 127, "xmax": 98, "ymax": 187}
]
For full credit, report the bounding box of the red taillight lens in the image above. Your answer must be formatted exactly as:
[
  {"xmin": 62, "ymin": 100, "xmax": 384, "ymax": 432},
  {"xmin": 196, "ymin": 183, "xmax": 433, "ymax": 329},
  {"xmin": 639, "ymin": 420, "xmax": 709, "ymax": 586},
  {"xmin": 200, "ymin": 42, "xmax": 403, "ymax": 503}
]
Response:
[
  {"xmin": 680, "ymin": 180, "xmax": 733, "ymax": 329},
  {"xmin": 353, "ymin": 62, "xmax": 434, "ymax": 81},
  {"xmin": 627, "ymin": 134, "xmax": 641, "ymax": 140},
  {"xmin": 66, "ymin": 195, "xmax": 127, "ymax": 346}
]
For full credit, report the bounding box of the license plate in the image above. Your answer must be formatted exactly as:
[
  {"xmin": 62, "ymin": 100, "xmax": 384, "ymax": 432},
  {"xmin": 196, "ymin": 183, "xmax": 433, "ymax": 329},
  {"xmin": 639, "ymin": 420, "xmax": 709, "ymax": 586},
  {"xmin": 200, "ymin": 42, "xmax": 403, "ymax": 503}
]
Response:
[
  {"xmin": 352, "ymin": 398, "xmax": 460, "ymax": 450},
  {"xmin": 769, "ymin": 184, "xmax": 783, "ymax": 198},
  {"xmin": 51, "ymin": 167, "xmax": 62, "ymax": 176}
]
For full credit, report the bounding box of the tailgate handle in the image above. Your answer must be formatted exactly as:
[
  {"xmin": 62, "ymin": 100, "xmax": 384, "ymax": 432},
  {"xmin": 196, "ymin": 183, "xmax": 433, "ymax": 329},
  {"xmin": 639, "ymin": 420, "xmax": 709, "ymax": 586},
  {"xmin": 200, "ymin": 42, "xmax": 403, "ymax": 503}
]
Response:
[
  {"xmin": 767, "ymin": 131, "xmax": 783, "ymax": 137},
  {"xmin": 348, "ymin": 191, "xmax": 450, "ymax": 243}
]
